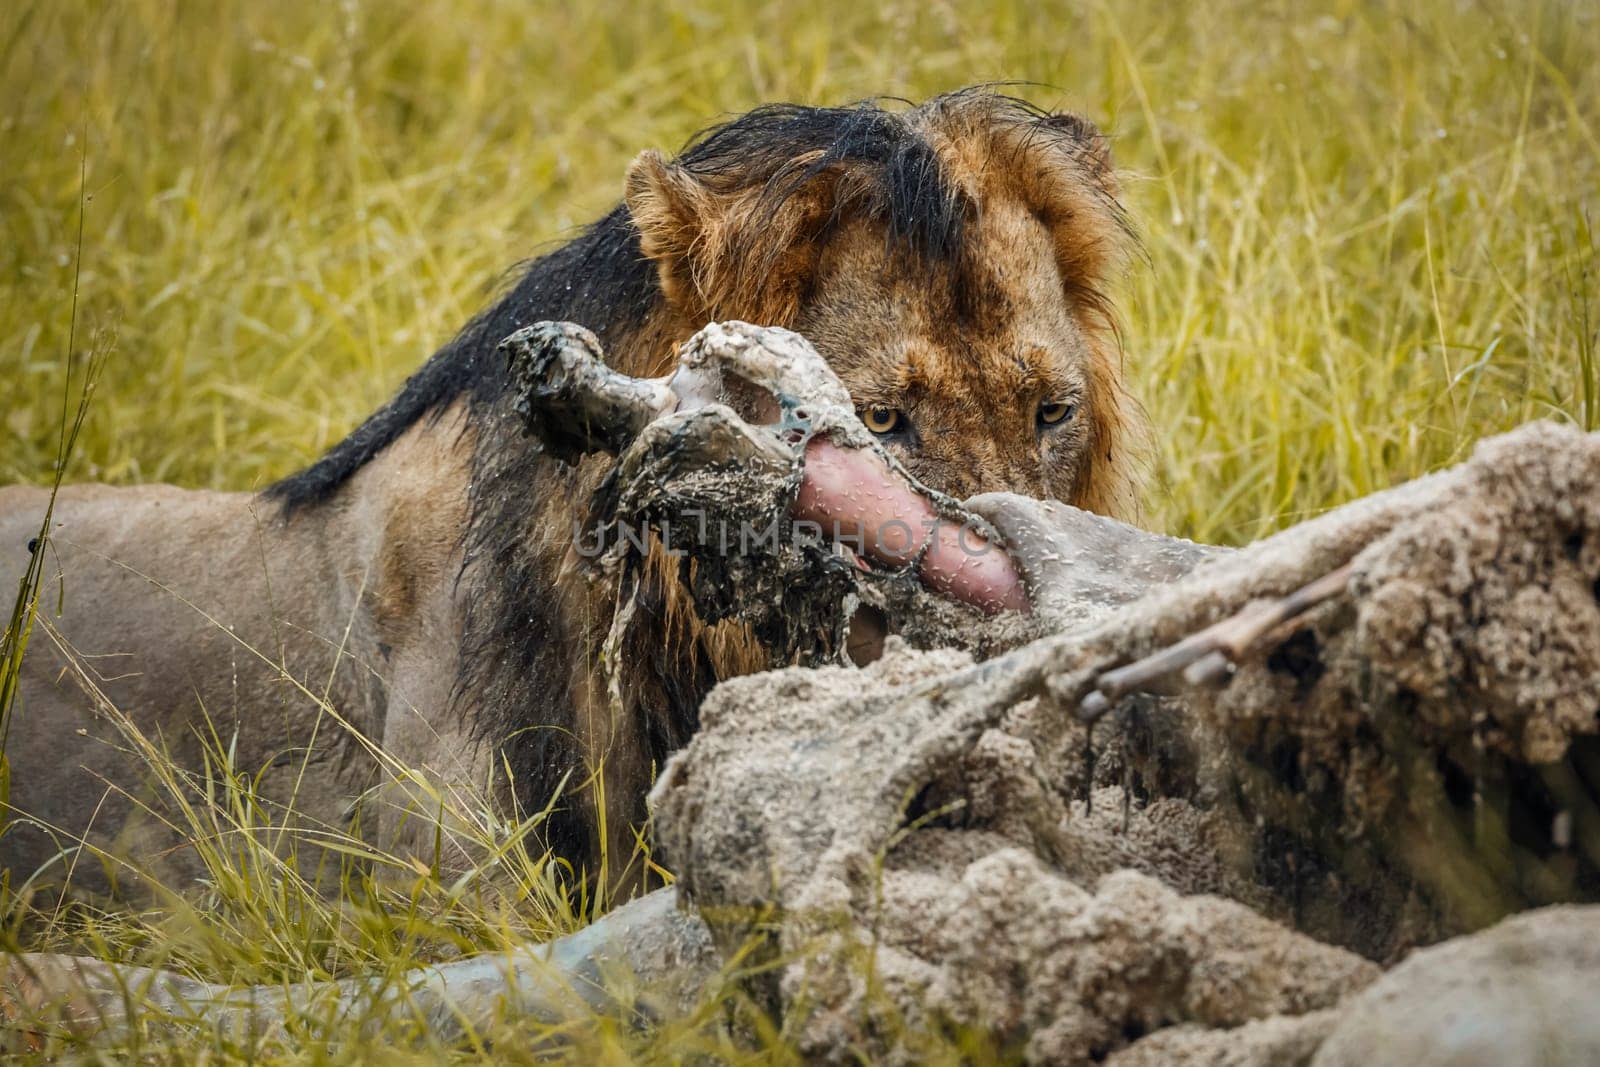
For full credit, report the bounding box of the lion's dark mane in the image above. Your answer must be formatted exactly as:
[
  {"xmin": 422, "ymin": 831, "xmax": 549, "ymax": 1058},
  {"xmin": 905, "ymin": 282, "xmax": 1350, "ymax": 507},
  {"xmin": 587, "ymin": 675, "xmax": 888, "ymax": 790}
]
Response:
[
  {"xmin": 266, "ymin": 96, "xmax": 991, "ymax": 513},
  {"xmin": 265, "ymin": 90, "xmax": 1092, "ymax": 875}
]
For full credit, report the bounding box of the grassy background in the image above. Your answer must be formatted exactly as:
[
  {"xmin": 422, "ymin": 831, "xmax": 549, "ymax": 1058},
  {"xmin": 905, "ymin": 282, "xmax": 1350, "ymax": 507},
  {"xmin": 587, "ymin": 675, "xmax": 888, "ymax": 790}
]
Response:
[
  {"xmin": 4, "ymin": 0, "xmax": 1595, "ymax": 542},
  {"xmin": 1, "ymin": 0, "xmax": 1597, "ymax": 1059}
]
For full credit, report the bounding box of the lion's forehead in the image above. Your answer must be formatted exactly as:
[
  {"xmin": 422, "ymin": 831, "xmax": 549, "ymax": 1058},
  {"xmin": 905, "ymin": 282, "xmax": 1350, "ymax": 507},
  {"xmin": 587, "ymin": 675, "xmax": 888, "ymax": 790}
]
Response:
[{"xmin": 806, "ymin": 208, "xmax": 1086, "ymax": 364}]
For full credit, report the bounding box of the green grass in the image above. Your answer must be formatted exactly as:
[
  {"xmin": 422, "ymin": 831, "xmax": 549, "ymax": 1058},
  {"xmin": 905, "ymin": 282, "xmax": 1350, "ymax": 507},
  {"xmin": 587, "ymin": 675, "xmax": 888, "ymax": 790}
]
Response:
[{"xmin": 0, "ymin": 0, "xmax": 1597, "ymax": 1059}]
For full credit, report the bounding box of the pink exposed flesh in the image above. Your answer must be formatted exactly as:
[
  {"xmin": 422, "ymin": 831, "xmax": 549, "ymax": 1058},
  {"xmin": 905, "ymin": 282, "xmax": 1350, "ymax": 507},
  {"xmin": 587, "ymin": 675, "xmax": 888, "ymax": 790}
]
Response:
[{"xmin": 790, "ymin": 437, "xmax": 1030, "ymax": 615}]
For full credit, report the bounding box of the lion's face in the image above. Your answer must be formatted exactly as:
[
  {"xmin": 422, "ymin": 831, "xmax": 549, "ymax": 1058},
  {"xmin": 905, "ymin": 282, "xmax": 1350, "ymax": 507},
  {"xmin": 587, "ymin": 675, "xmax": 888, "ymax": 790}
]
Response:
[
  {"xmin": 625, "ymin": 92, "xmax": 1135, "ymax": 517},
  {"xmin": 795, "ymin": 200, "xmax": 1106, "ymax": 504}
]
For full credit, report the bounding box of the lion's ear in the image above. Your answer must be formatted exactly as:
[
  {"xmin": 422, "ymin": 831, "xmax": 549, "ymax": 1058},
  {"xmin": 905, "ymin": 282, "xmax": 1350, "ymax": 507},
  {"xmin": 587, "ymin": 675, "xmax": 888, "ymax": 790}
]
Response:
[
  {"xmin": 624, "ymin": 149, "xmax": 835, "ymax": 325},
  {"xmin": 624, "ymin": 150, "xmax": 713, "ymax": 312}
]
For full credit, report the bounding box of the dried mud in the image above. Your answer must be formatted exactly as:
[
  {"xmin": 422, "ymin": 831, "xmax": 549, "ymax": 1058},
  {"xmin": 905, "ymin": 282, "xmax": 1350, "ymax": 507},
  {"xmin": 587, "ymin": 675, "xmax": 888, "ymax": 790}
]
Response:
[{"xmin": 650, "ymin": 421, "xmax": 1600, "ymax": 1063}]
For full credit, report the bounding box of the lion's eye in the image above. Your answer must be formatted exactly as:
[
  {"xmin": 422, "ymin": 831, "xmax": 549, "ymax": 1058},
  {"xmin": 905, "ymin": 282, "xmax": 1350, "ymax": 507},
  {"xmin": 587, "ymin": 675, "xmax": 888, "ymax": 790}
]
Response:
[
  {"xmin": 1038, "ymin": 400, "xmax": 1075, "ymax": 427},
  {"xmin": 861, "ymin": 405, "xmax": 904, "ymax": 435}
]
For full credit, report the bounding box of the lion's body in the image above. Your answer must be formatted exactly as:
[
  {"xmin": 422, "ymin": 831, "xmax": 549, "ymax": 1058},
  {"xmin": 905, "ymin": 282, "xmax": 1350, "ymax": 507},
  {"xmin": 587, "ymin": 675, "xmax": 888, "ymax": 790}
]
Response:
[
  {"xmin": 0, "ymin": 414, "xmax": 474, "ymax": 891},
  {"xmin": 0, "ymin": 90, "xmax": 1137, "ymax": 896}
]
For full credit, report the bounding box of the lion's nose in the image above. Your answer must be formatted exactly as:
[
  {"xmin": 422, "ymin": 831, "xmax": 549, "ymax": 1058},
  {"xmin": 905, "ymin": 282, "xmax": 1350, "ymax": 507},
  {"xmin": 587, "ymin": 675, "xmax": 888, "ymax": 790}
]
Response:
[
  {"xmin": 955, "ymin": 445, "xmax": 1044, "ymax": 499},
  {"xmin": 905, "ymin": 435, "xmax": 1043, "ymax": 500},
  {"xmin": 905, "ymin": 455, "xmax": 977, "ymax": 499},
  {"xmin": 969, "ymin": 471, "xmax": 1044, "ymax": 499}
]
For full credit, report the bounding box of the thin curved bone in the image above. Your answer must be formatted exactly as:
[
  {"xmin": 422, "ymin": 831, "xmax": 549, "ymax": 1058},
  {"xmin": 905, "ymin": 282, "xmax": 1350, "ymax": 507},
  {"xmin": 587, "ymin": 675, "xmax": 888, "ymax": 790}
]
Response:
[
  {"xmin": 1077, "ymin": 562, "xmax": 1355, "ymax": 721},
  {"xmin": 671, "ymin": 318, "xmax": 856, "ymax": 415}
]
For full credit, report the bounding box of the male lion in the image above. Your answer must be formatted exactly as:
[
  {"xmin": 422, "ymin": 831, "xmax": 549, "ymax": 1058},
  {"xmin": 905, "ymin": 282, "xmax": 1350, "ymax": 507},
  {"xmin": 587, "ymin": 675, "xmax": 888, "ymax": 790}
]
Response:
[{"xmin": 0, "ymin": 89, "xmax": 1134, "ymax": 896}]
